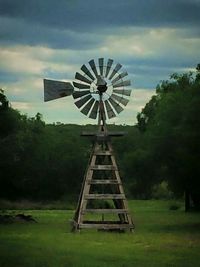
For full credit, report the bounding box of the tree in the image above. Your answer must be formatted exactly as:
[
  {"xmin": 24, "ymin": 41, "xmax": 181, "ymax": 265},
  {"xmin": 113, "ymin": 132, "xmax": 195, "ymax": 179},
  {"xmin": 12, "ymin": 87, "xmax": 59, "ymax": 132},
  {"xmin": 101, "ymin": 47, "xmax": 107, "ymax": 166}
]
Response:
[
  {"xmin": 137, "ymin": 65, "xmax": 200, "ymax": 210},
  {"xmin": 0, "ymin": 89, "xmax": 9, "ymax": 109},
  {"xmin": 0, "ymin": 90, "xmax": 22, "ymax": 137}
]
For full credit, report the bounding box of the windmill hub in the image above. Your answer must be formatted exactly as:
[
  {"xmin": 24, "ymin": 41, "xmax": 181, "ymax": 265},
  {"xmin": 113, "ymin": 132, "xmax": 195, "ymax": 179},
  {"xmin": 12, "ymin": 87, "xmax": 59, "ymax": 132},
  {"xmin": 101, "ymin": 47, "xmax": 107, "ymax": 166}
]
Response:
[
  {"xmin": 97, "ymin": 85, "xmax": 107, "ymax": 94},
  {"xmin": 97, "ymin": 84, "xmax": 107, "ymax": 94}
]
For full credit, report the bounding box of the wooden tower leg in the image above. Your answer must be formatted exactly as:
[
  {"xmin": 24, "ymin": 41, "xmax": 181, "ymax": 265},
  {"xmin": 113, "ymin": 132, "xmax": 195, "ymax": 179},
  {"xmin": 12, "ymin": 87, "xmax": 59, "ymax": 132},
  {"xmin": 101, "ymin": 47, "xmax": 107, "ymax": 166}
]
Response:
[{"xmin": 72, "ymin": 144, "xmax": 97, "ymax": 231}]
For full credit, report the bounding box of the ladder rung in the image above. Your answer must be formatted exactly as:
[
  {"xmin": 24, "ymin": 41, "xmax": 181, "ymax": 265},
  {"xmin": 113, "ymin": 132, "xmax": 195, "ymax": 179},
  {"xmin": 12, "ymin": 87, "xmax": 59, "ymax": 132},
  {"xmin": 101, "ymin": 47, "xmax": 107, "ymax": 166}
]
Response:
[
  {"xmin": 91, "ymin": 165, "xmax": 116, "ymax": 170},
  {"xmin": 83, "ymin": 209, "xmax": 129, "ymax": 214},
  {"xmin": 89, "ymin": 179, "xmax": 120, "ymax": 184},
  {"xmin": 94, "ymin": 151, "xmax": 112, "ymax": 156},
  {"xmin": 79, "ymin": 223, "xmax": 134, "ymax": 229},
  {"xmin": 85, "ymin": 194, "xmax": 125, "ymax": 200}
]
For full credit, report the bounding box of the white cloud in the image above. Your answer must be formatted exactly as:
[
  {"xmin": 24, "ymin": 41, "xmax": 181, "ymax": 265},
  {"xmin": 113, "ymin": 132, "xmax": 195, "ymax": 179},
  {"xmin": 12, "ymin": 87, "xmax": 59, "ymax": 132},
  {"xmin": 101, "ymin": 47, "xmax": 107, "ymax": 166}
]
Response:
[
  {"xmin": 11, "ymin": 101, "xmax": 32, "ymax": 111},
  {"xmin": 0, "ymin": 47, "xmax": 45, "ymax": 75}
]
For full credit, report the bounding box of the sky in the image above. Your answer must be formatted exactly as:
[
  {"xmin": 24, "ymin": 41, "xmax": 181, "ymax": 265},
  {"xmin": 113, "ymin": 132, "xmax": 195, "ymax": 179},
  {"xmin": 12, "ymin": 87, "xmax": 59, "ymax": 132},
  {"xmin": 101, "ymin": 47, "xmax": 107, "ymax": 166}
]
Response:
[{"xmin": 0, "ymin": 0, "xmax": 199, "ymax": 125}]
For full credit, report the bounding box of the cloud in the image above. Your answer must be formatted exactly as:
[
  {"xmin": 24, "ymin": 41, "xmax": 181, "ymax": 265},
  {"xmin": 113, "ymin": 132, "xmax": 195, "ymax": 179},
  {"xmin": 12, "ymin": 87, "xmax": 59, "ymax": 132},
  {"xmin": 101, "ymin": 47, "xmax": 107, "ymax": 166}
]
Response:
[
  {"xmin": 0, "ymin": 0, "xmax": 200, "ymax": 50},
  {"xmin": 1, "ymin": 0, "xmax": 200, "ymax": 31},
  {"xmin": 0, "ymin": 0, "xmax": 199, "ymax": 125},
  {"xmin": 0, "ymin": 46, "xmax": 45, "ymax": 75},
  {"xmin": 0, "ymin": 16, "xmax": 105, "ymax": 50}
]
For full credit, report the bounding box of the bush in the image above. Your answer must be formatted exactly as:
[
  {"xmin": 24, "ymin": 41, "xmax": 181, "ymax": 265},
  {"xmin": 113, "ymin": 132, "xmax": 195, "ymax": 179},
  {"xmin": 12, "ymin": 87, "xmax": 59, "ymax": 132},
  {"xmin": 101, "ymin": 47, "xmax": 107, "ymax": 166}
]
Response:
[{"xmin": 152, "ymin": 181, "xmax": 174, "ymax": 199}]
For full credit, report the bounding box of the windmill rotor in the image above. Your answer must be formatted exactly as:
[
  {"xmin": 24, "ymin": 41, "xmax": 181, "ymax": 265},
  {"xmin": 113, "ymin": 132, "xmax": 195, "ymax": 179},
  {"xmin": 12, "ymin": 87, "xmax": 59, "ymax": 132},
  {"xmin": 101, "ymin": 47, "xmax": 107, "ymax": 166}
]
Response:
[
  {"xmin": 72, "ymin": 58, "xmax": 132, "ymax": 119},
  {"xmin": 44, "ymin": 58, "xmax": 132, "ymax": 120}
]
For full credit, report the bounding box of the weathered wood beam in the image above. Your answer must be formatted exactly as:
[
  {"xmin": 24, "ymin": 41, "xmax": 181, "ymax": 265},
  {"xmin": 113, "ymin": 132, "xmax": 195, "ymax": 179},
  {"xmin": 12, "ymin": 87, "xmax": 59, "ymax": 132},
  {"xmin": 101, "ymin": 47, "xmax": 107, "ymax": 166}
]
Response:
[
  {"xmin": 81, "ymin": 131, "xmax": 125, "ymax": 137},
  {"xmin": 94, "ymin": 151, "xmax": 112, "ymax": 156},
  {"xmin": 79, "ymin": 223, "xmax": 133, "ymax": 229},
  {"xmin": 91, "ymin": 165, "xmax": 117, "ymax": 170},
  {"xmin": 85, "ymin": 194, "xmax": 125, "ymax": 199},
  {"xmin": 83, "ymin": 209, "xmax": 129, "ymax": 214},
  {"xmin": 88, "ymin": 179, "xmax": 120, "ymax": 184}
]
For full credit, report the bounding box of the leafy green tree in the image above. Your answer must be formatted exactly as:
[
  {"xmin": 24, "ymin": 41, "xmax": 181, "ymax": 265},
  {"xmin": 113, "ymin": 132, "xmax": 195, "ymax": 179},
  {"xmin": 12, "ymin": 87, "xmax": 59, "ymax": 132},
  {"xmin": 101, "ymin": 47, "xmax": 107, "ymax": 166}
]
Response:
[
  {"xmin": 0, "ymin": 90, "xmax": 21, "ymax": 137},
  {"xmin": 137, "ymin": 65, "xmax": 200, "ymax": 210}
]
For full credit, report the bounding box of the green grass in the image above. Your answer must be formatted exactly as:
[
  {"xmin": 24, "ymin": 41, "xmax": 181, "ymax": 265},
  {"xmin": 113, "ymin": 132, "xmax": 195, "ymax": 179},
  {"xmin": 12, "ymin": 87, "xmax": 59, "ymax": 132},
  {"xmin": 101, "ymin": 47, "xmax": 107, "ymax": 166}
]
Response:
[{"xmin": 0, "ymin": 200, "xmax": 200, "ymax": 267}]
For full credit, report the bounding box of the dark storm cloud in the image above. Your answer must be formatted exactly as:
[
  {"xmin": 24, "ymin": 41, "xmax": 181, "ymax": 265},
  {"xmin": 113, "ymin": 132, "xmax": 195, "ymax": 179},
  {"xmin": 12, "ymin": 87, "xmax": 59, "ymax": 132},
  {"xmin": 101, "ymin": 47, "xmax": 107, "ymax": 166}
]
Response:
[
  {"xmin": 0, "ymin": 0, "xmax": 200, "ymax": 48},
  {"xmin": 124, "ymin": 54, "xmax": 199, "ymax": 72},
  {"xmin": 0, "ymin": 16, "xmax": 103, "ymax": 49},
  {"xmin": 1, "ymin": 0, "xmax": 200, "ymax": 30}
]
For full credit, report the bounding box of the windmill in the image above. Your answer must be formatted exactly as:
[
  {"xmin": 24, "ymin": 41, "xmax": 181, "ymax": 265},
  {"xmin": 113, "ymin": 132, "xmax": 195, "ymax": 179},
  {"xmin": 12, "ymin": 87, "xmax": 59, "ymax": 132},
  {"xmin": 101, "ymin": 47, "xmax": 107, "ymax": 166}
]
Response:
[{"xmin": 44, "ymin": 58, "xmax": 134, "ymax": 232}]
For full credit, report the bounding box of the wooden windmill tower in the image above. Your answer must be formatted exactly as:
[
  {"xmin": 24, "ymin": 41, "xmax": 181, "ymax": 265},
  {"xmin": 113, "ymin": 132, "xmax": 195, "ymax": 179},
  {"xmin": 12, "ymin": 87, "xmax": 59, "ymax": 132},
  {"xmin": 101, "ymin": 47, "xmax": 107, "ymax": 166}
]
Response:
[{"xmin": 44, "ymin": 58, "xmax": 134, "ymax": 232}]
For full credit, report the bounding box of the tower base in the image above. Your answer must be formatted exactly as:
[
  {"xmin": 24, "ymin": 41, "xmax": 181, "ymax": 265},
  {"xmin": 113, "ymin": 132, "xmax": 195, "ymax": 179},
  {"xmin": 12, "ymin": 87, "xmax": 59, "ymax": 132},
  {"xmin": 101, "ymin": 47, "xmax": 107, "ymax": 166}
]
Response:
[{"xmin": 72, "ymin": 129, "xmax": 134, "ymax": 232}]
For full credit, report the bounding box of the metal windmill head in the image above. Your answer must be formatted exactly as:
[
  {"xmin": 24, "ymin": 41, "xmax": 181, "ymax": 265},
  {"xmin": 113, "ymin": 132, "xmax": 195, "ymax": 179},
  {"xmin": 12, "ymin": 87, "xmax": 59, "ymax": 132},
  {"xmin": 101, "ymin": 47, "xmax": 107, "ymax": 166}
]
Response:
[{"xmin": 44, "ymin": 58, "xmax": 132, "ymax": 120}]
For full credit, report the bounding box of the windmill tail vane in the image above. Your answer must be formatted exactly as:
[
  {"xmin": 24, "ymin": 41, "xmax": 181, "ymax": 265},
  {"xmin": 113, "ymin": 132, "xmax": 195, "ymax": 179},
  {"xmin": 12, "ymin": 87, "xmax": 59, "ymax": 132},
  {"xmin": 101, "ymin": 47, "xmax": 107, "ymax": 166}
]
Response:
[{"xmin": 43, "ymin": 58, "xmax": 134, "ymax": 232}]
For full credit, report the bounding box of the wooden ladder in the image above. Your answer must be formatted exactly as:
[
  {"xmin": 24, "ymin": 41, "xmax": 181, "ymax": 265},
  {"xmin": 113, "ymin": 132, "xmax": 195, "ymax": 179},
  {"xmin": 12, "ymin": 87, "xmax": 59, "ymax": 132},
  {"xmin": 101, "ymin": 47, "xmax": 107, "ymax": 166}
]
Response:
[{"xmin": 72, "ymin": 137, "xmax": 134, "ymax": 232}]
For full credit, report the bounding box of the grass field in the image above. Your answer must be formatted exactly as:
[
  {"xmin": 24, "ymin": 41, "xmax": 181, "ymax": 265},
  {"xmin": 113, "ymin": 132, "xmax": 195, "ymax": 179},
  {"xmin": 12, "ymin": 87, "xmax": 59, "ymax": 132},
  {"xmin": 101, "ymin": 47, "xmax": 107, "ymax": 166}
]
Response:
[{"xmin": 0, "ymin": 200, "xmax": 200, "ymax": 267}]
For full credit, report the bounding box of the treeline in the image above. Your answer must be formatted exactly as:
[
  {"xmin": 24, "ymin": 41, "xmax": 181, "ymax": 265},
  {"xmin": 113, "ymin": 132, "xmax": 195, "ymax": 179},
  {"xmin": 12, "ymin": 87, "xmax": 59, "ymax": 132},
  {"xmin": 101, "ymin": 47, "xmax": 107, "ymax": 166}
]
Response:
[
  {"xmin": 136, "ymin": 65, "xmax": 200, "ymax": 210},
  {"xmin": 0, "ymin": 65, "xmax": 200, "ymax": 210}
]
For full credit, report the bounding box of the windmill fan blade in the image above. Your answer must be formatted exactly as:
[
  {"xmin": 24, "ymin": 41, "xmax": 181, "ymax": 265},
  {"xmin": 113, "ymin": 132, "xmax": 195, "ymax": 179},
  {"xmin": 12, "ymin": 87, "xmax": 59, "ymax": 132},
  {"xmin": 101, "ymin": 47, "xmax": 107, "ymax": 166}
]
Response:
[
  {"xmin": 89, "ymin": 100, "xmax": 99, "ymax": 119},
  {"xmin": 109, "ymin": 63, "xmax": 122, "ymax": 80},
  {"xmin": 113, "ymin": 89, "xmax": 132, "ymax": 96},
  {"xmin": 111, "ymin": 93, "xmax": 129, "ymax": 106},
  {"xmin": 113, "ymin": 80, "xmax": 131, "ymax": 88},
  {"xmin": 81, "ymin": 98, "xmax": 95, "ymax": 115},
  {"xmin": 73, "ymin": 90, "xmax": 91, "ymax": 99},
  {"xmin": 73, "ymin": 81, "xmax": 90, "ymax": 89},
  {"xmin": 74, "ymin": 94, "xmax": 92, "ymax": 109},
  {"xmin": 89, "ymin": 59, "xmax": 99, "ymax": 78},
  {"xmin": 105, "ymin": 58, "xmax": 113, "ymax": 78},
  {"xmin": 44, "ymin": 79, "xmax": 74, "ymax": 102},
  {"xmin": 104, "ymin": 100, "xmax": 116, "ymax": 119},
  {"xmin": 81, "ymin": 64, "xmax": 95, "ymax": 81},
  {"xmin": 111, "ymin": 71, "xmax": 128, "ymax": 85},
  {"xmin": 98, "ymin": 58, "xmax": 104, "ymax": 76},
  {"xmin": 109, "ymin": 97, "xmax": 124, "ymax": 114},
  {"xmin": 75, "ymin": 72, "xmax": 92, "ymax": 85}
]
